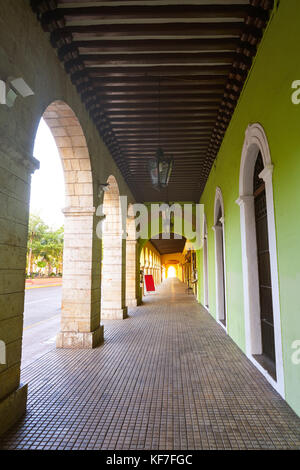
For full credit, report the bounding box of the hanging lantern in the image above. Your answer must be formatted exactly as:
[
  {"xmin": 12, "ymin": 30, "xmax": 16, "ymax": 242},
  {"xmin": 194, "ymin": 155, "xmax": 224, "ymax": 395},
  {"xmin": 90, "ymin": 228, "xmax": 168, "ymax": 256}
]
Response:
[{"xmin": 148, "ymin": 147, "xmax": 173, "ymax": 191}]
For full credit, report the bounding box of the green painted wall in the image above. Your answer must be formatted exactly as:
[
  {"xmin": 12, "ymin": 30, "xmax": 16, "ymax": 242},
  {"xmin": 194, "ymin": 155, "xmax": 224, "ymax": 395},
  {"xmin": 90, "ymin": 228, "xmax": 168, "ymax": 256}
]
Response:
[{"xmin": 197, "ymin": 0, "xmax": 300, "ymax": 416}]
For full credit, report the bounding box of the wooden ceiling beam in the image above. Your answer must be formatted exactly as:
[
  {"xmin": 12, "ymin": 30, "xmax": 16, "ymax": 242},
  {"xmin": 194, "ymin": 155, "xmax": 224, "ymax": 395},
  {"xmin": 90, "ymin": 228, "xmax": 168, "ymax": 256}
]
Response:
[
  {"xmin": 129, "ymin": 156, "xmax": 205, "ymax": 160},
  {"xmin": 91, "ymin": 94, "xmax": 224, "ymax": 104},
  {"xmin": 115, "ymin": 132, "xmax": 212, "ymax": 137},
  {"xmin": 121, "ymin": 146, "xmax": 209, "ymax": 151},
  {"xmin": 91, "ymin": 85, "xmax": 226, "ymax": 95},
  {"xmin": 103, "ymin": 104, "xmax": 220, "ymax": 112},
  {"xmin": 32, "ymin": 0, "xmax": 273, "ymax": 203},
  {"xmin": 123, "ymin": 150, "xmax": 207, "ymax": 155},
  {"xmin": 82, "ymin": 52, "xmax": 236, "ymax": 67},
  {"xmin": 110, "ymin": 118, "xmax": 216, "ymax": 123},
  {"xmin": 63, "ymin": 22, "xmax": 244, "ymax": 38},
  {"xmin": 107, "ymin": 111, "xmax": 218, "ymax": 117},
  {"xmin": 59, "ymin": 5, "xmax": 250, "ymax": 22},
  {"xmin": 88, "ymin": 65, "xmax": 232, "ymax": 77},
  {"xmin": 113, "ymin": 126, "xmax": 213, "ymax": 131},
  {"xmin": 118, "ymin": 137, "xmax": 210, "ymax": 142},
  {"xmin": 111, "ymin": 122, "xmax": 215, "ymax": 127},
  {"xmin": 73, "ymin": 38, "xmax": 239, "ymax": 54},
  {"xmin": 89, "ymin": 76, "xmax": 228, "ymax": 86}
]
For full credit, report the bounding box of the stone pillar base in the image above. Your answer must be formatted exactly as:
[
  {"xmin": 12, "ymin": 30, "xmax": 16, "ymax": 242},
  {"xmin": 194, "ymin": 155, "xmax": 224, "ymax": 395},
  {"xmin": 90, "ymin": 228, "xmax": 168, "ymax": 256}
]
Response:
[
  {"xmin": 0, "ymin": 384, "xmax": 28, "ymax": 437},
  {"xmin": 126, "ymin": 297, "xmax": 142, "ymax": 308},
  {"xmin": 101, "ymin": 307, "xmax": 128, "ymax": 320},
  {"xmin": 56, "ymin": 325, "xmax": 104, "ymax": 349}
]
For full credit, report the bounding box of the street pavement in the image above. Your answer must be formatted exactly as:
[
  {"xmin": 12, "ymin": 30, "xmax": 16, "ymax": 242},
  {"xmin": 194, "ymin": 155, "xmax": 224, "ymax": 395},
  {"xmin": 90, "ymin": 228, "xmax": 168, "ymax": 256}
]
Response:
[{"xmin": 22, "ymin": 286, "xmax": 61, "ymax": 369}]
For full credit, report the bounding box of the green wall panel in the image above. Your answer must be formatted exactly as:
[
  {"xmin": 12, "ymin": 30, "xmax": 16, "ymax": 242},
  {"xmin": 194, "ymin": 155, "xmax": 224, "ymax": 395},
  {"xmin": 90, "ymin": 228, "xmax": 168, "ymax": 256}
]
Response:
[{"xmin": 197, "ymin": 0, "xmax": 300, "ymax": 416}]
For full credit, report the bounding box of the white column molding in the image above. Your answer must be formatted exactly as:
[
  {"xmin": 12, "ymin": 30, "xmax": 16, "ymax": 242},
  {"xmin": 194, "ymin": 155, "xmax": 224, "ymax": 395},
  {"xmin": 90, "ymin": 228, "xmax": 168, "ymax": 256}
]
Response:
[
  {"xmin": 213, "ymin": 187, "xmax": 227, "ymax": 330},
  {"xmin": 238, "ymin": 123, "xmax": 285, "ymax": 397},
  {"xmin": 203, "ymin": 215, "xmax": 209, "ymax": 309},
  {"xmin": 235, "ymin": 194, "xmax": 262, "ymax": 356},
  {"xmin": 259, "ymin": 164, "xmax": 274, "ymax": 183}
]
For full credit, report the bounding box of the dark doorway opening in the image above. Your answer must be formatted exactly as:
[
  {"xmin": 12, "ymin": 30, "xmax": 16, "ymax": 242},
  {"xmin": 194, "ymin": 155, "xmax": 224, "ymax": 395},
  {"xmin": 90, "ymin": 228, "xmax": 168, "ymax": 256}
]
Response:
[{"xmin": 253, "ymin": 152, "xmax": 276, "ymax": 380}]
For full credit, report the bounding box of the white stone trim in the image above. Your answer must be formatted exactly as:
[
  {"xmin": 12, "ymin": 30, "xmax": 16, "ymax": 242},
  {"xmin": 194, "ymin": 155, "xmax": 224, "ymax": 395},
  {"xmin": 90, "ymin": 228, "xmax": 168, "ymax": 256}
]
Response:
[
  {"xmin": 203, "ymin": 213, "xmax": 209, "ymax": 309},
  {"xmin": 237, "ymin": 123, "xmax": 285, "ymax": 398},
  {"xmin": 213, "ymin": 187, "xmax": 228, "ymax": 331}
]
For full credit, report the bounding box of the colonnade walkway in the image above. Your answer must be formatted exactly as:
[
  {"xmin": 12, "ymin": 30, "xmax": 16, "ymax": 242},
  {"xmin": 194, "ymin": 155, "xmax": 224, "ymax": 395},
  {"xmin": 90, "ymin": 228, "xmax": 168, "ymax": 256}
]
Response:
[{"xmin": 1, "ymin": 279, "xmax": 299, "ymax": 450}]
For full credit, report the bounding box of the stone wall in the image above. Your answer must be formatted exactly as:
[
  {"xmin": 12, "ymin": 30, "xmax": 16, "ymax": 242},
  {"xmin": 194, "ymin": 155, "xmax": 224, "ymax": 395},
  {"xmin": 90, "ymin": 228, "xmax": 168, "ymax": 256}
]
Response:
[{"xmin": 0, "ymin": 0, "xmax": 135, "ymax": 435}]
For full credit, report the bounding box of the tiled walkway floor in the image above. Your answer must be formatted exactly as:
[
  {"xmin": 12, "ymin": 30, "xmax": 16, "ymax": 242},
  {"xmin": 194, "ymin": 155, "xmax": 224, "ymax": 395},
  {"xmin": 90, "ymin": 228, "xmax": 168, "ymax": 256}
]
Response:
[{"xmin": 1, "ymin": 279, "xmax": 299, "ymax": 450}]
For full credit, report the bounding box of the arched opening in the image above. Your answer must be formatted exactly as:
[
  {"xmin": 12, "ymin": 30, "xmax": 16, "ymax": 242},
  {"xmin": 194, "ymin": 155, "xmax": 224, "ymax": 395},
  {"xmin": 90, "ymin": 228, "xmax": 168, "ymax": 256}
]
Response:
[
  {"xmin": 237, "ymin": 123, "xmax": 284, "ymax": 396},
  {"xmin": 139, "ymin": 241, "xmax": 163, "ymax": 295},
  {"xmin": 213, "ymin": 188, "xmax": 227, "ymax": 328},
  {"xmin": 126, "ymin": 204, "xmax": 141, "ymax": 307},
  {"xmin": 24, "ymin": 117, "xmax": 65, "ymax": 367},
  {"xmin": 29, "ymin": 101, "xmax": 102, "ymax": 350},
  {"xmin": 167, "ymin": 266, "xmax": 177, "ymax": 278},
  {"xmin": 145, "ymin": 247, "xmax": 149, "ymax": 275},
  {"xmin": 253, "ymin": 152, "xmax": 276, "ymax": 373},
  {"xmin": 203, "ymin": 214, "xmax": 209, "ymax": 309},
  {"xmin": 101, "ymin": 175, "xmax": 127, "ymax": 319},
  {"xmin": 143, "ymin": 232, "xmax": 198, "ymax": 293}
]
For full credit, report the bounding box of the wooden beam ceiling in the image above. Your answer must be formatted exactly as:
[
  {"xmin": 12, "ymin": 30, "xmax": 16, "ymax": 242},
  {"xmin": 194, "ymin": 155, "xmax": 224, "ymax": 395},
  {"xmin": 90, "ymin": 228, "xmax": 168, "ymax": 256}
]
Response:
[
  {"xmin": 150, "ymin": 233, "xmax": 187, "ymax": 255},
  {"xmin": 31, "ymin": 0, "xmax": 273, "ymax": 203}
]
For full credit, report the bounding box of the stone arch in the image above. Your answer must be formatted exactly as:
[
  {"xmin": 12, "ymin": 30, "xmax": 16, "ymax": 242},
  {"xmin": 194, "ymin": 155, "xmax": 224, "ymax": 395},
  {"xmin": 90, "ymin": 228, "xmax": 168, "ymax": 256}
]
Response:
[
  {"xmin": 43, "ymin": 101, "xmax": 94, "ymax": 209},
  {"xmin": 236, "ymin": 123, "xmax": 284, "ymax": 396},
  {"xmin": 213, "ymin": 187, "xmax": 227, "ymax": 328},
  {"xmin": 37, "ymin": 101, "xmax": 103, "ymax": 349},
  {"xmin": 101, "ymin": 175, "xmax": 127, "ymax": 319}
]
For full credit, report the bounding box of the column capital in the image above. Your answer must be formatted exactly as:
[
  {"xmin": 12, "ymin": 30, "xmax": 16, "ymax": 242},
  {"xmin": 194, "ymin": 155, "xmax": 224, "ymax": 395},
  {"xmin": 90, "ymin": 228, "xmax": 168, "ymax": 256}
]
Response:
[
  {"xmin": 212, "ymin": 224, "xmax": 223, "ymax": 232},
  {"xmin": 236, "ymin": 195, "xmax": 254, "ymax": 207},
  {"xmin": 62, "ymin": 206, "xmax": 96, "ymax": 217},
  {"xmin": 24, "ymin": 155, "xmax": 40, "ymax": 174},
  {"xmin": 0, "ymin": 138, "xmax": 40, "ymax": 174},
  {"xmin": 126, "ymin": 238, "xmax": 137, "ymax": 244},
  {"xmin": 259, "ymin": 164, "xmax": 274, "ymax": 183}
]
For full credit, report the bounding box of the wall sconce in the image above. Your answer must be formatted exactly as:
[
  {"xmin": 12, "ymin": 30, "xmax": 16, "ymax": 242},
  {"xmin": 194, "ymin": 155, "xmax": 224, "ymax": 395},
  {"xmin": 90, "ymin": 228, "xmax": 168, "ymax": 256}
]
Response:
[{"xmin": 0, "ymin": 77, "xmax": 34, "ymax": 108}]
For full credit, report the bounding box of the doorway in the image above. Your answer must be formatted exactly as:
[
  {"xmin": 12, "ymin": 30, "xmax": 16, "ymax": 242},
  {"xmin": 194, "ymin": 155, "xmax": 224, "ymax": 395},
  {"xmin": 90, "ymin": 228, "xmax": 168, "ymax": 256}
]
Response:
[
  {"xmin": 253, "ymin": 153, "xmax": 276, "ymax": 378},
  {"xmin": 214, "ymin": 188, "xmax": 227, "ymax": 328}
]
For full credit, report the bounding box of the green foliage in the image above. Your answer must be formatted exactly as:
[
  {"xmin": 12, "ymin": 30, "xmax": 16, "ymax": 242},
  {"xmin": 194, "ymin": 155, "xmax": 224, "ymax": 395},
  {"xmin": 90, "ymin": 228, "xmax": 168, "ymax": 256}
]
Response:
[{"xmin": 27, "ymin": 214, "xmax": 64, "ymax": 277}]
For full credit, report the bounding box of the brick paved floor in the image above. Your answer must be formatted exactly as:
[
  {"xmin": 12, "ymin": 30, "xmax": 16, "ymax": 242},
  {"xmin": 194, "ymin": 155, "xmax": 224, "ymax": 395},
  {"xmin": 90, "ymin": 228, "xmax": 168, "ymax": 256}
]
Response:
[{"xmin": 1, "ymin": 279, "xmax": 299, "ymax": 450}]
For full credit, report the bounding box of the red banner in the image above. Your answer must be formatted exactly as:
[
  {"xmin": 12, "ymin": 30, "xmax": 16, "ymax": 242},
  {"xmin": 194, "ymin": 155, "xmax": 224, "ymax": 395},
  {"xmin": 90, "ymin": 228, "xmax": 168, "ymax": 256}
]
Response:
[{"xmin": 145, "ymin": 275, "xmax": 155, "ymax": 292}]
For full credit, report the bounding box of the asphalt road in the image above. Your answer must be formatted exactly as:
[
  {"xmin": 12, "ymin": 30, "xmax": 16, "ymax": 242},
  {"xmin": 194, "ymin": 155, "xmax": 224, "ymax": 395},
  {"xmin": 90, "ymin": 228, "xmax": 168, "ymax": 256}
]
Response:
[{"xmin": 22, "ymin": 286, "xmax": 61, "ymax": 369}]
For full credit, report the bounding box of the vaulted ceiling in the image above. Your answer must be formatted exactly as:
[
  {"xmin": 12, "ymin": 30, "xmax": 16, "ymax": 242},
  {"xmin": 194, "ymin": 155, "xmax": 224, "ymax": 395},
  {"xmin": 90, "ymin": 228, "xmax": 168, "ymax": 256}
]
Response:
[{"xmin": 31, "ymin": 0, "xmax": 273, "ymax": 202}]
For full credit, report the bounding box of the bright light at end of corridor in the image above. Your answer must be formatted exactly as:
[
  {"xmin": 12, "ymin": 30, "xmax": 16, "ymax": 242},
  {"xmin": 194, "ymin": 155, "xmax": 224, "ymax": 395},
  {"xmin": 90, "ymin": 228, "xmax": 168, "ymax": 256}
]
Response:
[{"xmin": 167, "ymin": 266, "xmax": 177, "ymax": 278}]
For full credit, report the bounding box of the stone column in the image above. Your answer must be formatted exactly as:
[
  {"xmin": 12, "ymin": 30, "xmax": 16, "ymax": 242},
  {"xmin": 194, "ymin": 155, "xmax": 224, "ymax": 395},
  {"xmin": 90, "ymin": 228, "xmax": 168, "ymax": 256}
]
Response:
[
  {"xmin": 56, "ymin": 207, "xmax": 103, "ymax": 348},
  {"xmin": 0, "ymin": 146, "xmax": 39, "ymax": 436},
  {"xmin": 126, "ymin": 239, "xmax": 141, "ymax": 307},
  {"xmin": 101, "ymin": 234, "xmax": 128, "ymax": 320}
]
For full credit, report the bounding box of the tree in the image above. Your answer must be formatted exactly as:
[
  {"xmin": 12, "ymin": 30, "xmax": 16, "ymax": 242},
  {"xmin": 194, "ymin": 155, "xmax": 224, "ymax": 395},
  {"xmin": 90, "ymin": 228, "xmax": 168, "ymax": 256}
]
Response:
[
  {"xmin": 27, "ymin": 214, "xmax": 49, "ymax": 276},
  {"xmin": 27, "ymin": 214, "xmax": 64, "ymax": 277}
]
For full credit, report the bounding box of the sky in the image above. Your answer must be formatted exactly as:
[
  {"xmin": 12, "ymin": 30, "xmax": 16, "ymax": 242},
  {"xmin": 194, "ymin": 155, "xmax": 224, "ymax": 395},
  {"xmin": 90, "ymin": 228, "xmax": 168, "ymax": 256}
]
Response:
[{"xmin": 31, "ymin": 118, "xmax": 65, "ymax": 229}]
